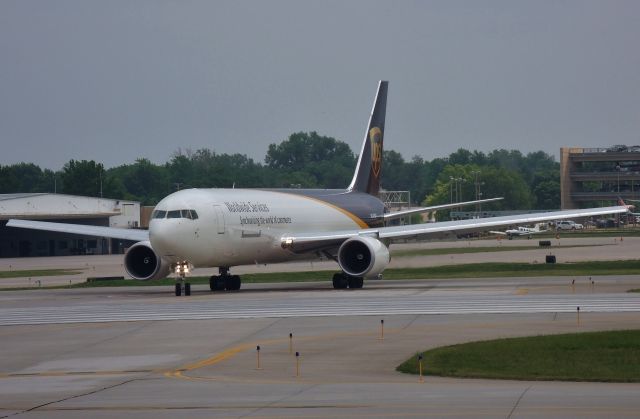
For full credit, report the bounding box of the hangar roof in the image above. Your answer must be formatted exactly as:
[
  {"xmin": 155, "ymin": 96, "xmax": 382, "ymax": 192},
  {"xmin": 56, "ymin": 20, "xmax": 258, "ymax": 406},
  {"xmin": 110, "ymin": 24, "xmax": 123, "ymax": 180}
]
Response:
[
  {"xmin": 0, "ymin": 193, "xmax": 48, "ymax": 201},
  {"xmin": 0, "ymin": 193, "xmax": 139, "ymax": 221}
]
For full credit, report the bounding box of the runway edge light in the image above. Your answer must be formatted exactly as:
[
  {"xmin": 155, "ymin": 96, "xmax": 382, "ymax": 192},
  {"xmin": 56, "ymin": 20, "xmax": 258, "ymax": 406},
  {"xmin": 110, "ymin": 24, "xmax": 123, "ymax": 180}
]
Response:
[{"xmin": 256, "ymin": 345, "xmax": 262, "ymax": 370}]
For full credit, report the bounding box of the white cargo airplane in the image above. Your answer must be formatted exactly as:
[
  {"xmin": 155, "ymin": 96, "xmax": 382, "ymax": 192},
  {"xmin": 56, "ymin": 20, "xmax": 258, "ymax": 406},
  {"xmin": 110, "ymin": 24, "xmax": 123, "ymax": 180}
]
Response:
[
  {"xmin": 490, "ymin": 223, "xmax": 548, "ymax": 239},
  {"xmin": 7, "ymin": 81, "xmax": 629, "ymax": 295}
]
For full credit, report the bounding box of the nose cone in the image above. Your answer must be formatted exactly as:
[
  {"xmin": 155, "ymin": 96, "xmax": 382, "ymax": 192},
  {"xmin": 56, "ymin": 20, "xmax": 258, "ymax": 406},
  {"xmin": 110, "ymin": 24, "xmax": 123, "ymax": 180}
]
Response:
[
  {"xmin": 149, "ymin": 219, "xmax": 177, "ymax": 259},
  {"xmin": 149, "ymin": 192, "xmax": 192, "ymax": 261}
]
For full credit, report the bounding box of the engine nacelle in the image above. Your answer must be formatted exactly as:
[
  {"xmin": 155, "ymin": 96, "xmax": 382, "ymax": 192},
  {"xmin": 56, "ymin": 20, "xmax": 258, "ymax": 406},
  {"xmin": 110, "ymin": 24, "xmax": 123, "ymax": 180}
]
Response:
[
  {"xmin": 124, "ymin": 241, "xmax": 171, "ymax": 281},
  {"xmin": 337, "ymin": 236, "xmax": 390, "ymax": 278}
]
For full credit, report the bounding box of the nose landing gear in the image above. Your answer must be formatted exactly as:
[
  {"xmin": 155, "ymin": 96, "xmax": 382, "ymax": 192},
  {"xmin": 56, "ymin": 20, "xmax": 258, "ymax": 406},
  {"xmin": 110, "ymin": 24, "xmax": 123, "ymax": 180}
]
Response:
[{"xmin": 174, "ymin": 261, "xmax": 192, "ymax": 296}]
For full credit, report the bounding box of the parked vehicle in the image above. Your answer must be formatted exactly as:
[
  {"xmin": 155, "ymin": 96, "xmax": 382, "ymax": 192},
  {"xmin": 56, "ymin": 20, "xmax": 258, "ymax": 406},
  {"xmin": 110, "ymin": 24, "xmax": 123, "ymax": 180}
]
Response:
[
  {"xmin": 597, "ymin": 218, "xmax": 622, "ymax": 228},
  {"xmin": 607, "ymin": 145, "xmax": 628, "ymax": 152},
  {"xmin": 556, "ymin": 220, "xmax": 584, "ymax": 230}
]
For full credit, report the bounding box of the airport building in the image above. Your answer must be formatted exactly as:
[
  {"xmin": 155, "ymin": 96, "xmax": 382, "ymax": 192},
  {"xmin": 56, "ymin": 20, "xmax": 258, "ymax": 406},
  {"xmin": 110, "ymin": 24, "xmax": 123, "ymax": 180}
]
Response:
[
  {"xmin": 0, "ymin": 193, "xmax": 141, "ymax": 257},
  {"xmin": 560, "ymin": 146, "xmax": 640, "ymax": 209}
]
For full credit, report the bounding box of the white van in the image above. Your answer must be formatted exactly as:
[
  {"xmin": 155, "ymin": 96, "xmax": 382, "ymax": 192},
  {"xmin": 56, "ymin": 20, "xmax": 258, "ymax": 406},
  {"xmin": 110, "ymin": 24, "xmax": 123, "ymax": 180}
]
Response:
[{"xmin": 556, "ymin": 220, "xmax": 584, "ymax": 230}]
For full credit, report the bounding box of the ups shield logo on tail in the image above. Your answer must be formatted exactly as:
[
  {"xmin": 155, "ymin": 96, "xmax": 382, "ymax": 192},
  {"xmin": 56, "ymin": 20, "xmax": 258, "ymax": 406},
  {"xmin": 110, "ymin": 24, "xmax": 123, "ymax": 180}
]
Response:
[{"xmin": 369, "ymin": 127, "xmax": 383, "ymax": 177}]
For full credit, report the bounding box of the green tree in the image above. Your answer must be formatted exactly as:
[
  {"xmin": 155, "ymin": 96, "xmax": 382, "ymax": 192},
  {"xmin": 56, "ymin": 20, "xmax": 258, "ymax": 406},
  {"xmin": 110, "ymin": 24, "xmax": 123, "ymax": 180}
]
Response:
[
  {"xmin": 163, "ymin": 148, "xmax": 272, "ymax": 191},
  {"xmin": 60, "ymin": 160, "xmax": 104, "ymax": 197},
  {"xmin": 119, "ymin": 159, "xmax": 168, "ymax": 205},
  {"xmin": 380, "ymin": 150, "xmax": 408, "ymax": 191},
  {"xmin": 530, "ymin": 169, "xmax": 560, "ymax": 209},
  {"xmin": 424, "ymin": 164, "xmax": 532, "ymax": 219},
  {"xmin": 448, "ymin": 148, "xmax": 473, "ymax": 165},
  {"xmin": 265, "ymin": 132, "xmax": 355, "ymax": 188},
  {"xmin": 0, "ymin": 163, "xmax": 55, "ymax": 193},
  {"xmin": 533, "ymin": 179, "xmax": 560, "ymax": 209}
]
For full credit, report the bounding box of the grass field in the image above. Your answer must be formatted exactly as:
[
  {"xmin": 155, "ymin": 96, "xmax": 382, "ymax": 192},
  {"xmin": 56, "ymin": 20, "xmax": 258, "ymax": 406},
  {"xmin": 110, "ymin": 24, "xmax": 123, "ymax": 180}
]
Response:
[
  {"xmin": 390, "ymin": 244, "xmax": 603, "ymax": 257},
  {"xmin": 2, "ymin": 259, "xmax": 640, "ymax": 290},
  {"xmin": 0, "ymin": 269, "xmax": 82, "ymax": 279},
  {"xmin": 397, "ymin": 330, "xmax": 640, "ymax": 382},
  {"xmin": 385, "ymin": 260, "xmax": 640, "ymax": 279},
  {"xmin": 511, "ymin": 228, "xmax": 640, "ymax": 239}
]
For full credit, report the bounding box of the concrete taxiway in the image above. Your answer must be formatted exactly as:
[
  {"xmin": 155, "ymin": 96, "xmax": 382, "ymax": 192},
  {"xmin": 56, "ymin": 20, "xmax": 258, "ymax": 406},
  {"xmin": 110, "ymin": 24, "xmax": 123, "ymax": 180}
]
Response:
[{"xmin": 1, "ymin": 239, "xmax": 640, "ymax": 418}]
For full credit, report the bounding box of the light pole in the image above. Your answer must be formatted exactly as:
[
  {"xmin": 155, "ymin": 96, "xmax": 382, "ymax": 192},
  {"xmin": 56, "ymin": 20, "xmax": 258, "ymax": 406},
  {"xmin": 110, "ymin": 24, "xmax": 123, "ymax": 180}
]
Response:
[
  {"xmin": 449, "ymin": 176, "xmax": 454, "ymax": 204},
  {"xmin": 448, "ymin": 177, "xmax": 465, "ymax": 212},
  {"xmin": 471, "ymin": 170, "xmax": 481, "ymax": 215}
]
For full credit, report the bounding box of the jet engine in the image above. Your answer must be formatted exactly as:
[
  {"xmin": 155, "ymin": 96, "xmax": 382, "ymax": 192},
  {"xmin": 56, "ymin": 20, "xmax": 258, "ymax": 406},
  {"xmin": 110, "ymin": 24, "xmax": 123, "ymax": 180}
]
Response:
[
  {"xmin": 337, "ymin": 236, "xmax": 390, "ymax": 278},
  {"xmin": 124, "ymin": 241, "xmax": 171, "ymax": 281}
]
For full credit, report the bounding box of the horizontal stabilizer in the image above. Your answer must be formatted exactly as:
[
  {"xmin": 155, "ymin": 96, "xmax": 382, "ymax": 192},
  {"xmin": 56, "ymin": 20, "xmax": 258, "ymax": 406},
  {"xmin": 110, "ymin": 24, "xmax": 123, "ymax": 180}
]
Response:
[{"xmin": 383, "ymin": 197, "xmax": 503, "ymax": 221}]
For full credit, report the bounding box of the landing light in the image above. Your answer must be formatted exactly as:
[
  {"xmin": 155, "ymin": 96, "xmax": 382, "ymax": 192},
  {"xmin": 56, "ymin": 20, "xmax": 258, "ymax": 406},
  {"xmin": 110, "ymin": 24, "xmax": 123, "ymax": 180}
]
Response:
[
  {"xmin": 175, "ymin": 261, "xmax": 190, "ymax": 275},
  {"xmin": 282, "ymin": 237, "xmax": 294, "ymax": 249}
]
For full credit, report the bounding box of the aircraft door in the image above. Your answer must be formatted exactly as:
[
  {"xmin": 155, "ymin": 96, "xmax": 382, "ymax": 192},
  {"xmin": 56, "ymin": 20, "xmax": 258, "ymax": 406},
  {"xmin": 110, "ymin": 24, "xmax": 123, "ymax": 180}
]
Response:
[{"xmin": 213, "ymin": 205, "xmax": 226, "ymax": 234}]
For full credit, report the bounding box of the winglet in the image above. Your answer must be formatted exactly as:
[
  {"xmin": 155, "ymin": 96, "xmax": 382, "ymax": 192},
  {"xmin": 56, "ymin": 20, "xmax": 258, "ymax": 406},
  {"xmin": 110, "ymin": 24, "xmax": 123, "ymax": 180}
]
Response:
[
  {"xmin": 618, "ymin": 196, "xmax": 634, "ymax": 210},
  {"xmin": 347, "ymin": 81, "xmax": 388, "ymax": 196}
]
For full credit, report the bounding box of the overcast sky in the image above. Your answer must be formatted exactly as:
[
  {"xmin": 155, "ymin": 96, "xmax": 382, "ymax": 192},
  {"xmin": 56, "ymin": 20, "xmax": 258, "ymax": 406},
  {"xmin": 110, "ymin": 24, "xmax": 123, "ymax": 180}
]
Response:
[{"xmin": 1, "ymin": 0, "xmax": 639, "ymax": 170}]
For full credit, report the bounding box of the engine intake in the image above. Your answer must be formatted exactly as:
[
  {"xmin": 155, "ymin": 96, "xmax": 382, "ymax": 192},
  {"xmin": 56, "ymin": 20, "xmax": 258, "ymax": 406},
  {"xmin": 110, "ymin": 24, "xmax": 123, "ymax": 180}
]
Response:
[
  {"xmin": 337, "ymin": 236, "xmax": 390, "ymax": 278},
  {"xmin": 124, "ymin": 241, "xmax": 171, "ymax": 281}
]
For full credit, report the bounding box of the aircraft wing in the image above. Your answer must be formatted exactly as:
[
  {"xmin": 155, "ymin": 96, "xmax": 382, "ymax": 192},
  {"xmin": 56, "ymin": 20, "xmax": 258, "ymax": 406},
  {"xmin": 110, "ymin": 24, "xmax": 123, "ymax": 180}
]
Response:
[
  {"xmin": 6, "ymin": 219, "xmax": 149, "ymax": 242},
  {"xmin": 383, "ymin": 197, "xmax": 503, "ymax": 221},
  {"xmin": 282, "ymin": 205, "xmax": 628, "ymax": 253}
]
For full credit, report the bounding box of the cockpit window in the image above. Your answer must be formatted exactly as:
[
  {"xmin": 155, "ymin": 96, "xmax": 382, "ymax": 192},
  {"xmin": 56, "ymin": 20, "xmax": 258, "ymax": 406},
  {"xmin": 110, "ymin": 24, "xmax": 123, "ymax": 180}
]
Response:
[
  {"xmin": 167, "ymin": 210, "xmax": 181, "ymax": 219},
  {"xmin": 180, "ymin": 209, "xmax": 199, "ymax": 219},
  {"xmin": 151, "ymin": 210, "xmax": 167, "ymax": 219},
  {"xmin": 155, "ymin": 209, "xmax": 198, "ymax": 220}
]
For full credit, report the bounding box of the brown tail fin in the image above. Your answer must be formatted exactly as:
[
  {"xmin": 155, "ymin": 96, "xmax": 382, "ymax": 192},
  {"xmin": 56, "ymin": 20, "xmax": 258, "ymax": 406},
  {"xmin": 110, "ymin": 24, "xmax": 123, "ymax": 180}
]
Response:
[{"xmin": 347, "ymin": 80, "xmax": 388, "ymax": 196}]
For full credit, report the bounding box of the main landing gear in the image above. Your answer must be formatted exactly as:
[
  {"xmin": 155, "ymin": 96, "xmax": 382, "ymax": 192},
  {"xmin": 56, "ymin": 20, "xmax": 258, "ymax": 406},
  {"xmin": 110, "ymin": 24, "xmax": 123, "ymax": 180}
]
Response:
[
  {"xmin": 174, "ymin": 262, "xmax": 192, "ymax": 296},
  {"xmin": 332, "ymin": 272, "xmax": 363, "ymax": 289},
  {"xmin": 209, "ymin": 267, "xmax": 241, "ymax": 292}
]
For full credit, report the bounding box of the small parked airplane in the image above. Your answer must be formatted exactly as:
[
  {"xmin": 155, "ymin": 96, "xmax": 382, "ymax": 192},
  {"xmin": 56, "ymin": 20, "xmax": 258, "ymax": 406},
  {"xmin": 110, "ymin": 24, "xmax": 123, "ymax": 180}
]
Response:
[
  {"xmin": 7, "ymin": 81, "xmax": 629, "ymax": 295},
  {"xmin": 490, "ymin": 223, "xmax": 548, "ymax": 239}
]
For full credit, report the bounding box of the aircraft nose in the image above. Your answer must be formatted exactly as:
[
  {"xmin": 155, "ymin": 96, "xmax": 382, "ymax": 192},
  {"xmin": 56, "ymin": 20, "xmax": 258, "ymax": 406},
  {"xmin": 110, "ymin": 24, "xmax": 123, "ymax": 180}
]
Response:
[{"xmin": 149, "ymin": 220, "xmax": 178, "ymax": 257}]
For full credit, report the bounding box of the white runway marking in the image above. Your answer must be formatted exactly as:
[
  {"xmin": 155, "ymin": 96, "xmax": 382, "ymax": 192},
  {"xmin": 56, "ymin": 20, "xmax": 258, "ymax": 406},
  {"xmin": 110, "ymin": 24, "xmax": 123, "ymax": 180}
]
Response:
[{"xmin": 1, "ymin": 292, "xmax": 639, "ymax": 325}]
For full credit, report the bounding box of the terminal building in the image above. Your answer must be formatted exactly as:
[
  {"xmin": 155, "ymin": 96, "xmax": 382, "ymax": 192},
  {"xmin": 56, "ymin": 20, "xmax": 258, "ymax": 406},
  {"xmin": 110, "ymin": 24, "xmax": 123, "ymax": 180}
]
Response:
[
  {"xmin": 0, "ymin": 194, "xmax": 142, "ymax": 258},
  {"xmin": 560, "ymin": 146, "xmax": 640, "ymax": 209}
]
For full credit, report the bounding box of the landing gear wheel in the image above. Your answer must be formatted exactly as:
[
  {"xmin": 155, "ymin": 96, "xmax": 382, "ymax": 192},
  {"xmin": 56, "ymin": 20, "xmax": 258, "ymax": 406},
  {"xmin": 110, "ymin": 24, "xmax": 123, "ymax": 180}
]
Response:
[
  {"xmin": 210, "ymin": 276, "xmax": 225, "ymax": 291},
  {"xmin": 228, "ymin": 275, "xmax": 241, "ymax": 291},
  {"xmin": 210, "ymin": 274, "xmax": 241, "ymax": 291},
  {"xmin": 332, "ymin": 273, "xmax": 349, "ymax": 289},
  {"xmin": 184, "ymin": 283, "xmax": 191, "ymax": 296},
  {"xmin": 175, "ymin": 283, "xmax": 182, "ymax": 296},
  {"xmin": 348, "ymin": 276, "xmax": 364, "ymax": 289}
]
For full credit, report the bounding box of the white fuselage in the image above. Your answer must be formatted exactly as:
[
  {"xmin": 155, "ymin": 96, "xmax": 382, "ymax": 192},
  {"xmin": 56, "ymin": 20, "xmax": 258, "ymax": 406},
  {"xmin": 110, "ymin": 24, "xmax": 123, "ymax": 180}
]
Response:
[
  {"xmin": 505, "ymin": 224, "xmax": 545, "ymax": 236},
  {"xmin": 507, "ymin": 227, "xmax": 535, "ymax": 235},
  {"xmin": 149, "ymin": 189, "xmax": 366, "ymax": 268}
]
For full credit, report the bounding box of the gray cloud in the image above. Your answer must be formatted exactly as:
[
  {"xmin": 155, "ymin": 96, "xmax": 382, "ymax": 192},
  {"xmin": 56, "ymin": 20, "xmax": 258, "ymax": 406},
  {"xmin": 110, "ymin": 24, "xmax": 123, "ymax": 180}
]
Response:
[{"xmin": 1, "ymin": 0, "xmax": 639, "ymax": 169}]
